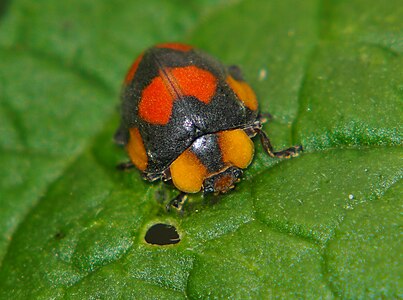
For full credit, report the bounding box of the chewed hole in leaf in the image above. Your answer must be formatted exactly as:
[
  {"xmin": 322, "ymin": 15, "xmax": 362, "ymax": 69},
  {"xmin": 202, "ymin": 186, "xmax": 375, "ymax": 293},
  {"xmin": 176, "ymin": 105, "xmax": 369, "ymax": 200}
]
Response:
[{"xmin": 144, "ymin": 223, "xmax": 180, "ymax": 245}]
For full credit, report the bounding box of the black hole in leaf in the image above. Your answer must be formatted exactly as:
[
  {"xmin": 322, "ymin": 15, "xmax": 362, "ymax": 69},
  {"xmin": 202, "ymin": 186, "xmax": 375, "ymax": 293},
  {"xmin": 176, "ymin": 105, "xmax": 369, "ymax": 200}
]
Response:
[{"xmin": 144, "ymin": 223, "xmax": 180, "ymax": 245}]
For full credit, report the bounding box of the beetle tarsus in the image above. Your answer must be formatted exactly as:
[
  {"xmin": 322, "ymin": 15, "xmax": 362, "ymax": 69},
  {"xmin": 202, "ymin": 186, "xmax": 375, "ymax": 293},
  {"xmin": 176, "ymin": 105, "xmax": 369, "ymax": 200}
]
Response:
[
  {"xmin": 271, "ymin": 145, "xmax": 303, "ymax": 158},
  {"xmin": 258, "ymin": 129, "xmax": 303, "ymax": 158},
  {"xmin": 166, "ymin": 192, "xmax": 188, "ymax": 212}
]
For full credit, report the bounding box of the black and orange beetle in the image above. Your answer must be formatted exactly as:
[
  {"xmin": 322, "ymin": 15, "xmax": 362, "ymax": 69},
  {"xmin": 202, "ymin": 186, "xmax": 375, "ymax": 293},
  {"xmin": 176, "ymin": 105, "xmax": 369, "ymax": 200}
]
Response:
[{"xmin": 115, "ymin": 43, "xmax": 302, "ymax": 210}]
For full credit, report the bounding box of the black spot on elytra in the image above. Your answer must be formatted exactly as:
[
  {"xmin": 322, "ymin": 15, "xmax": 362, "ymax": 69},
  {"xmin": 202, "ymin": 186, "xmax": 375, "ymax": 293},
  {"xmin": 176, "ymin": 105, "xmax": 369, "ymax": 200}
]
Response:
[{"xmin": 145, "ymin": 223, "xmax": 180, "ymax": 245}]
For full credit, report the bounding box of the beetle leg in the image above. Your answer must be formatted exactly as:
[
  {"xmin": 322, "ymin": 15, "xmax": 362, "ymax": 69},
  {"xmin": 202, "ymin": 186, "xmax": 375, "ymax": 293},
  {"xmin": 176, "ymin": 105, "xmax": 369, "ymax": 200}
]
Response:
[
  {"xmin": 143, "ymin": 172, "xmax": 163, "ymax": 182},
  {"xmin": 257, "ymin": 129, "xmax": 303, "ymax": 159},
  {"xmin": 243, "ymin": 126, "xmax": 258, "ymax": 137},
  {"xmin": 116, "ymin": 161, "xmax": 135, "ymax": 170},
  {"xmin": 166, "ymin": 192, "xmax": 188, "ymax": 212}
]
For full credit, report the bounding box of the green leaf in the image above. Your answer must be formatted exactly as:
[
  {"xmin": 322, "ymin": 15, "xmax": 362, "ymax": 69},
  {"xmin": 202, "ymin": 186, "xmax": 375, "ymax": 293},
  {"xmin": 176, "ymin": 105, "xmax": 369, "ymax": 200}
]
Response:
[{"xmin": 0, "ymin": 0, "xmax": 402, "ymax": 298}]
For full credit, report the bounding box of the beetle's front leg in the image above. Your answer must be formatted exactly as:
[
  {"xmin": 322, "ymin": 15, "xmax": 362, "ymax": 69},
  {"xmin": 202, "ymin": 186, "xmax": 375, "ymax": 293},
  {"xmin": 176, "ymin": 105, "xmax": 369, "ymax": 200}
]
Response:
[
  {"xmin": 257, "ymin": 129, "xmax": 303, "ymax": 158},
  {"xmin": 166, "ymin": 192, "xmax": 188, "ymax": 212}
]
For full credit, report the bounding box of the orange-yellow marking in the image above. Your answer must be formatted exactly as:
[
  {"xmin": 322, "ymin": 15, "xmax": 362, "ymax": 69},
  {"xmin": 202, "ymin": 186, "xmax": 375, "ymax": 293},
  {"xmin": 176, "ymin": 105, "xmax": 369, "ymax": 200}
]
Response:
[
  {"xmin": 218, "ymin": 129, "xmax": 254, "ymax": 169},
  {"xmin": 226, "ymin": 75, "xmax": 258, "ymax": 111},
  {"xmin": 139, "ymin": 66, "xmax": 217, "ymax": 125},
  {"xmin": 138, "ymin": 75, "xmax": 174, "ymax": 125},
  {"xmin": 171, "ymin": 66, "xmax": 216, "ymax": 104},
  {"xmin": 126, "ymin": 128, "xmax": 148, "ymax": 171},
  {"xmin": 170, "ymin": 149, "xmax": 208, "ymax": 193}
]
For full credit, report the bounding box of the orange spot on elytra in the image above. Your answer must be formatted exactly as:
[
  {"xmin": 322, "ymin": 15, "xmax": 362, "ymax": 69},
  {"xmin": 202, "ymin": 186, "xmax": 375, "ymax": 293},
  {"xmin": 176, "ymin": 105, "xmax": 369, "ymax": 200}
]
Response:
[
  {"xmin": 156, "ymin": 43, "xmax": 192, "ymax": 51},
  {"xmin": 226, "ymin": 75, "xmax": 258, "ymax": 111},
  {"xmin": 171, "ymin": 66, "xmax": 216, "ymax": 104},
  {"xmin": 139, "ymin": 66, "xmax": 217, "ymax": 125},
  {"xmin": 125, "ymin": 53, "xmax": 144, "ymax": 84},
  {"xmin": 126, "ymin": 128, "xmax": 148, "ymax": 171},
  {"xmin": 139, "ymin": 76, "xmax": 174, "ymax": 125}
]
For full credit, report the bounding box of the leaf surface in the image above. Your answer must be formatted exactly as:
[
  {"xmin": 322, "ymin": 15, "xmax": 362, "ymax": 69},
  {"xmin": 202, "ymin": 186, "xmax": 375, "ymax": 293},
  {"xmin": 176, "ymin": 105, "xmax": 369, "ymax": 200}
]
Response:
[{"xmin": 0, "ymin": 0, "xmax": 401, "ymax": 298}]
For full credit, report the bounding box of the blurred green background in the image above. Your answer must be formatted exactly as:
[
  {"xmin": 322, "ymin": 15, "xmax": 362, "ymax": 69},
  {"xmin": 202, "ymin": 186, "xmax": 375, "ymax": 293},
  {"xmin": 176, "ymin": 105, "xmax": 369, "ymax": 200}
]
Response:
[{"xmin": 0, "ymin": 0, "xmax": 402, "ymax": 298}]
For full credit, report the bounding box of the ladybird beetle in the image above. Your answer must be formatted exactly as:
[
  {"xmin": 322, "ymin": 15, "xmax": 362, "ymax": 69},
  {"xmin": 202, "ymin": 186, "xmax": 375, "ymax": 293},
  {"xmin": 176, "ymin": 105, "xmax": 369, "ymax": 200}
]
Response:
[{"xmin": 115, "ymin": 42, "xmax": 302, "ymax": 210}]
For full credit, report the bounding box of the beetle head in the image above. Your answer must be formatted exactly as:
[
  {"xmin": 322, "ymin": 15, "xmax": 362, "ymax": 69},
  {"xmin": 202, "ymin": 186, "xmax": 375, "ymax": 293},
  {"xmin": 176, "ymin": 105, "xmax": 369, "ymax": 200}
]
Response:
[{"xmin": 203, "ymin": 166, "xmax": 243, "ymax": 195}]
